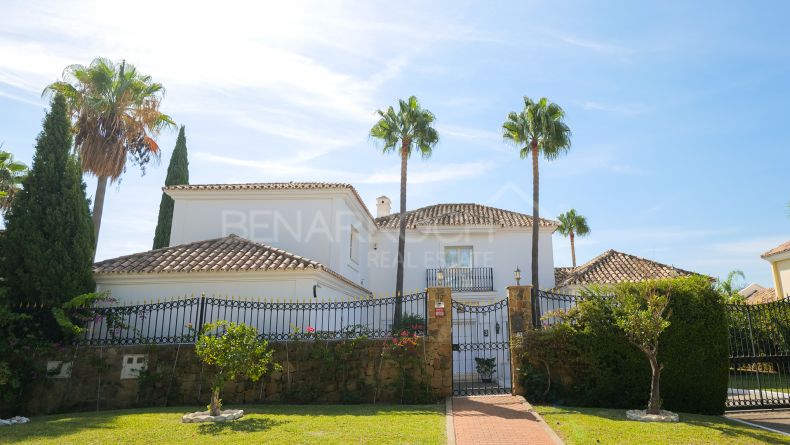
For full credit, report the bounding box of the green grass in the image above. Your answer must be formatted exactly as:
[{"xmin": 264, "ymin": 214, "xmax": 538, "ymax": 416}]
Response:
[
  {"xmin": 536, "ymin": 405, "xmax": 790, "ymax": 445},
  {"xmin": 0, "ymin": 404, "xmax": 446, "ymax": 445},
  {"xmin": 730, "ymin": 372, "xmax": 790, "ymax": 392}
]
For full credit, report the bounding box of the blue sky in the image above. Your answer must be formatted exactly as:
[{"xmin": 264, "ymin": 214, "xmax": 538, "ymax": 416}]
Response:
[{"xmin": 0, "ymin": 1, "xmax": 787, "ymax": 286}]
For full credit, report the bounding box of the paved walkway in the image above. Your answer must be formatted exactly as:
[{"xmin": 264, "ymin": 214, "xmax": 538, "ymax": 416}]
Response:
[
  {"xmin": 451, "ymin": 395, "xmax": 563, "ymax": 445},
  {"xmin": 726, "ymin": 410, "xmax": 790, "ymax": 436}
]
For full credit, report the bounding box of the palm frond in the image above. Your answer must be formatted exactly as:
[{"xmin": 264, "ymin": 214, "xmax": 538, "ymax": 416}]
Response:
[
  {"xmin": 503, "ymin": 96, "xmax": 571, "ymax": 161},
  {"xmin": 557, "ymin": 208, "xmax": 590, "ymax": 237},
  {"xmin": 44, "ymin": 57, "xmax": 175, "ymax": 179},
  {"xmin": 370, "ymin": 96, "xmax": 439, "ymax": 158}
]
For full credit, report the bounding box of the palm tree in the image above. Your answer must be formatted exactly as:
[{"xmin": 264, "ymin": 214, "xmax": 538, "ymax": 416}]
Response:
[
  {"xmin": 370, "ymin": 96, "xmax": 439, "ymax": 326},
  {"xmin": 718, "ymin": 270, "xmax": 746, "ymax": 302},
  {"xmin": 0, "ymin": 145, "xmax": 28, "ymax": 213},
  {"xmin": 557, "ymin": 209, "xmax": 590, "ymax": 268},
  {"xmin": 44, "ymin": 58, "xmax": 174, "ymax": 251},
  {"xmin": 502, "ymin": 97, "xmax": 571, "ymax": 309}
]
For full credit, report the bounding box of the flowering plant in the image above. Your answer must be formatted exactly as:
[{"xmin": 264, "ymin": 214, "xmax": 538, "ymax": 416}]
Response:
[{"xmin": 386, "ymin": 329, "xmax": 420, "ymax": 355}]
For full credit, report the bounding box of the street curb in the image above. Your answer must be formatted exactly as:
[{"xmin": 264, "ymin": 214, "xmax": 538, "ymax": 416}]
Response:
[
  {"xmin": 445, "ymin": 397, "xmax": 456, "ymax": 445},
  {"xmin": 516, "ymin": 396, "xmax": 566, "ymax": 445}
]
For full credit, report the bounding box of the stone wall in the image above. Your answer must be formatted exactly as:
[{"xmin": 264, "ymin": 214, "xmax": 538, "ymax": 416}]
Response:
[{"xmin": 23, "ymin": 288, "xmax": 454, "ymax": 415}]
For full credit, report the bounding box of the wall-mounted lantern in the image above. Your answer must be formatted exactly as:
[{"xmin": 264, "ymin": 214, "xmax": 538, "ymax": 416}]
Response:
[
  {"xmin": 514, "ymin": 266, "xmax": 521, "ymax": 286},
  {"xmin": 436, "ymin": 269, "xmax": 445, "ymax": 287}
]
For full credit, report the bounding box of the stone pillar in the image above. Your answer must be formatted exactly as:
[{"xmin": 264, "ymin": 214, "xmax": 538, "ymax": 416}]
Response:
[
  {"xmin": 426, "ymin": 287, "xmax": 453, "ymax": 398},
  {"xmin": 507, "ymin": 285, "xmax": 532, "ymax": 396}
]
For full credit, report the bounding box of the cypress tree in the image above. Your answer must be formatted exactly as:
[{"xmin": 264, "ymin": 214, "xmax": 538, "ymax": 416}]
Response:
[
  {"xmin": 152, "ymin": 125, "xmax": 189, "ymax": 249},
  {"xmin": 2, "ymin": 94, "xmax": 95, "ymax": 307}
]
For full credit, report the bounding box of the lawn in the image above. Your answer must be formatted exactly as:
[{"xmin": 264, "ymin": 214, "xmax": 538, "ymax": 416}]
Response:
[
  {"xmin": 537, "ymin": 405, "xmax": 790, "ymax": 445},
  {"xmin": 730, "ymin": 372, "xmax": 790, "ymax": 392},
  {"xmin": 0, "ymin": 404, "xmax": 446, "ymax": 445}
]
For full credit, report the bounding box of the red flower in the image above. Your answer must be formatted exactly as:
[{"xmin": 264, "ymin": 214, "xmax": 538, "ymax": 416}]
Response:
[{"xmin": 307, "ymin": 326, "xmax": 316, "ymax": 333}]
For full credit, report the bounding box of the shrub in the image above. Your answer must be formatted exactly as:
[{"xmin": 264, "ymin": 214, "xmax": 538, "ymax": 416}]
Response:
[
  {"xmin": 2, "ymin": 94, "xmax": 95, "ymax": 315},
  {"xmin": 521, "ymin": 275, "xmax": 728, "ymax": 414},
  {"xmin": 195, "ymin": 321, "xmax": 279, "ymax": 415}
]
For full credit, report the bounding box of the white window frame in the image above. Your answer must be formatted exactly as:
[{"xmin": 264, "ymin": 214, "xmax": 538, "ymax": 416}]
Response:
[
  {"xmin": 444, "ymin": 246, "xmax": 474, "ymax": 268},
  {"xmin": 349, "ymin": 226, "xmax": 359, "ymax": 264}
]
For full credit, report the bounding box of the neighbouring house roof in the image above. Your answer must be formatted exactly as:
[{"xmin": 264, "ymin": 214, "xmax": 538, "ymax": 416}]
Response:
[
  {"xmin": 762, "ymin": 241, "xmax": 790, "ymax": 259},
  {"xmin": 554, "ymin": 249, "xmax": 697, "ymax": 288},
  {"xmin": 164, "ymin": 182, "xmax": 375, "ymax": 222},
  {"xmin": 554, "ymin": 267, "xmax": 574, "ymax": 285},
  {"xmin": 375, "ymin": 203, "xmax": 559, "ymax": 229},
  {"xmin": 93, "ymin": 235, "xmax": 370, "ymax": 294},
  {"xmin": 744, "ymin": 287, "xmax": 778, "ymax": 304}
]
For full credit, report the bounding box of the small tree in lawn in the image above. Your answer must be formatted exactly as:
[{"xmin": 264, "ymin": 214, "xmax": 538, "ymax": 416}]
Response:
[
  {"xmin": 195, "ymin": 321, "xmax": 279, "ymax": 416},
  {"xmin": 613, "ymin": 287, "xmax": 672, "ymax": 415}
]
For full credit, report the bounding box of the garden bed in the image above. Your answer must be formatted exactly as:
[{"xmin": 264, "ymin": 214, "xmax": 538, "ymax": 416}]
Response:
[{"xmin": 0, "ymin": 404, "xmax": 445, "ymax": 445}]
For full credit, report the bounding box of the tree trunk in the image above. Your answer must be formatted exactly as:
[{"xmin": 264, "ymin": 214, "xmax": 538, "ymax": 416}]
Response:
[
  {"xmin": 530, "ymin": 141, "xmax": 541, "ymax": 322},
  {"xmin": 570, "ymin": 231, "xmax": 576, "ymax": 268},
  {"xmin": 209, "ymin": 387, "xmax": 221, "ymax": 416},
  {"xmin": 92, "ymin": 175, "xmax": 108, "ymax": 257},
  {"xmin": 394, "ymin": 142, "xmax": 409, "ymax": 328},
  {"xmin": 647, "ymin": 354, "xmax": 663, "ymax": 415}
]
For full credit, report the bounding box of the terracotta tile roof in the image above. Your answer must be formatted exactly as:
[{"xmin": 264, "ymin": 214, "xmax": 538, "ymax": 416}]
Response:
[
  {"xmin": 93, "ymin": 235, "xmax": 370, "ymax": 293},
  {"xmin": 555, "ymin": 249, "xmax": 697, "ymax": 288},
  {"xmin": 164, "ymin": 182, "xmax": 374, "ymax": 222},
  {"xmin": 744, "ymin": 287, "xmax": 779, "ymax": 304},
  {"xmin": 554, "ymin": 267, "xmax": 574, "ymax": 284},
  {"xmin": 375, "ymin": 204, "xmax": 559, "ymax": 229},
  {"xmin": 762, "ymin": 241, "xmax": 790, "ymax": 259}
]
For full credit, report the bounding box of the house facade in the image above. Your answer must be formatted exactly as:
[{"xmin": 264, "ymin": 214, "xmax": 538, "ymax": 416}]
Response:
[
  {"xmin": 94, "ymin": 182, "xmax": 558, "ymax": 303},
  {"xmin": 761, "ymin": 241, "xmax": 790, "ymax": 301}
]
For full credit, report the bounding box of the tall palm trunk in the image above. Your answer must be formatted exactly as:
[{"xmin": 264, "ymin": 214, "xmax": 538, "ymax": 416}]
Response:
[
  {"xmin": 531, "ymin": 141, "xmax": 540, "ymax": 323},
  {"xmin": 92, "ymin": 175, "xmax": 108, "ymax": 256},
  {"xmin": 570, "ymin": 231, "xmax": 576, "ymax": 268},
  {"xmin": 394, "ymin": 142, "xmax": 409, "ymax": 328}
]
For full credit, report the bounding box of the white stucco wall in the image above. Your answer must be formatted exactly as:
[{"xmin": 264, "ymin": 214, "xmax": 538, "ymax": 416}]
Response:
[
  {"xmin": 95, "ymin": 270, "xmax": 367, "ymax": 304},
  {"xmin": 367, "ymin": 226, "xmax": 556, "ymax": 296},
  {"xmin": 167, "ymin": 188, "xmax": 374, "ymax": 290},
  {"xmin": 776, "ymin": 259, "xmax": 790, "ymax": 298}
]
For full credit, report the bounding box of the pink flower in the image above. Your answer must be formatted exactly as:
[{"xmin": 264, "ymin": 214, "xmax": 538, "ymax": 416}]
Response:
[{"xmin": 307, "ymin": 326, "xmax": 315, "ymax": 333}]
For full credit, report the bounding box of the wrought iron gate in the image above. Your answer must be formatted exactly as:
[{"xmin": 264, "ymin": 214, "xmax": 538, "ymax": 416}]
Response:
[
  {"xmin": 451, "ymin": 298, "xmax": 511, "ymax": 396},
  {"xmin": 726, "ymin": 299, "xmax": 790, "ymax": 410}
]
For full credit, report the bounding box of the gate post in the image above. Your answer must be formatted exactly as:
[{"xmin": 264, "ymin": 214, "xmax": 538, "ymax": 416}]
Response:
[
  {"xmin": 507, "ymin": 285, "xmax": 533, "ymax": 396},
  {"xmin": 427, "ymin": 287, "xmax": 453, "ymax": 398}
]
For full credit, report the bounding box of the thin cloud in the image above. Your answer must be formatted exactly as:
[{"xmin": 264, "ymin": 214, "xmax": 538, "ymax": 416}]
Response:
[
  {"xmin": 543, "ymin": 146, "xmax": 644, "ymax": 178},
  {"xmin": 0, "ymin": 89, "xmax": 43, "ymax": 107},
  {"xmin": 193, "ymin": 152, "xmax": 493, "ymax": 186},
  {"xmin": 559, "ymin": 35, "xmax": 628, "ymax": 54},
  {"xmin": 360, "ymin": 161, "xmax": 494, "ymax": 185},
  {"xmin": 438, "ymin": 124, "xmax": 500, "ymax": 142},
  {"xmin": 582, "ymin": 101, "xmax": 650, "ymax": 116}
]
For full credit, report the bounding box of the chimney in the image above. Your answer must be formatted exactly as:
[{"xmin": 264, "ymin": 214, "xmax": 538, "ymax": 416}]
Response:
[{"xmin": 376, "ymin": 196, "xmax": 391, "ymax": 218}]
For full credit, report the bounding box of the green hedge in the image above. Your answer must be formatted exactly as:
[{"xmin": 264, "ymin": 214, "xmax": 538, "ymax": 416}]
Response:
[{"xmin": 521, "ymin": 275, "xmax": 729, "ymax": 414}]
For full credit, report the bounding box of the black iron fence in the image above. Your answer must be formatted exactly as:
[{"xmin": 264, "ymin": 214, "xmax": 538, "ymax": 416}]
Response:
[
  {"xmin": 50, "ymin": 292, "xmax": 428, "ymax": 346},
  {"xmin": 533, "ymin": 290, "xmax": 584, "ymax": 328},
  {"xmin": 726, "ymin": 298, "xmax": 790, "ymax": 410},
  {"xmin": 426, "ymin": 267, "xmax": 494, "ymax": 292}
]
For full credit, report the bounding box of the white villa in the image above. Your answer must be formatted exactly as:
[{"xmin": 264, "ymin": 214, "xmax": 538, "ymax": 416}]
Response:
[{"xmin": 93, "ymin": 182, "xmax": 559, "ymax": 303}]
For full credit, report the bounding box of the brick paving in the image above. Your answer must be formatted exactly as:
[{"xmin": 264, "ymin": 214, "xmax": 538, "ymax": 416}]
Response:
[{"xmin": 452, "ymin": 395, "xmax": 562, "ymax": 445}]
